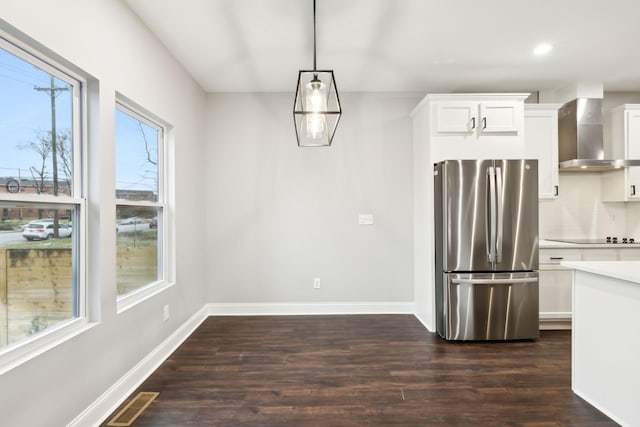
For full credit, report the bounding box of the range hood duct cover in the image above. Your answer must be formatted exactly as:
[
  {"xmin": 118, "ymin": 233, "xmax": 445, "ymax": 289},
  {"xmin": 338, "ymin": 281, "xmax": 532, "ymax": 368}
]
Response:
[{"xmin": 558, "ymin": 98, "xmax": 640, "ymax": 171}]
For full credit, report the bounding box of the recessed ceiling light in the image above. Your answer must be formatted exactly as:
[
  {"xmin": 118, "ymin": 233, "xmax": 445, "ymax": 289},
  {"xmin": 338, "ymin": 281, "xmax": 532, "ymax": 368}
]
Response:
[{"xmin": 533, "ymin": 43, "xmax": 553, "ymax": 55}]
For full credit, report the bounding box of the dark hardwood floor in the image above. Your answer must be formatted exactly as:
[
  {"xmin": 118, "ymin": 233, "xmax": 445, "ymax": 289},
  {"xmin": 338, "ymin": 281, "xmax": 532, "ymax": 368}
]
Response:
[{"xmin": 103, "ymin": 315, "xmax": 615, "ymax": 426}]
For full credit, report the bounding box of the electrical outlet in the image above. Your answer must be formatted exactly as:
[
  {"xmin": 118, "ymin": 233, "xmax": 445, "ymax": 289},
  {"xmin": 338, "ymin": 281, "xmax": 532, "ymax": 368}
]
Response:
[
  {"xmin": 313, "ymin": 278, "xmax": 321, "ymax": 289},
  {"xmin": 358, "ymin": 214, "xmax": 374, "ymax": 225},
  {"xmin": 163, "ymin": 304, "xmax": 170, "ymax": 321}
]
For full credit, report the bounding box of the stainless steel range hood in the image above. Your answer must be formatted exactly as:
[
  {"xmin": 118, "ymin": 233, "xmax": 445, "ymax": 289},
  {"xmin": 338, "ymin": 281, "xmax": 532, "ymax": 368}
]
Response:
[{"xmin": 558, "ymin": 98, "xmax": 640, "ymax": 171}]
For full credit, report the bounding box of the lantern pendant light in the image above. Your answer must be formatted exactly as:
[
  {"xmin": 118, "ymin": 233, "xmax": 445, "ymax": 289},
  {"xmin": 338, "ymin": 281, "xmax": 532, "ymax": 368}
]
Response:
[{"xmin": 293, "ymin": 0, "xmax": 342, "ymax": 147}]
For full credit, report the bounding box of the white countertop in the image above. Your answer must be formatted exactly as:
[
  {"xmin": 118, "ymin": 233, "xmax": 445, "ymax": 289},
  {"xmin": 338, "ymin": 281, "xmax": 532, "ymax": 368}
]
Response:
[
  {"xmin": 561, "ymin": 260, "xmax": 640, "ymax": 284},
  {"xmin": 540, "ymin": 239, "xmax": 577, "ymax": 248},
  {"xmin": 539, "ymin": 239, "xmax": 640, "ymax": 249}
]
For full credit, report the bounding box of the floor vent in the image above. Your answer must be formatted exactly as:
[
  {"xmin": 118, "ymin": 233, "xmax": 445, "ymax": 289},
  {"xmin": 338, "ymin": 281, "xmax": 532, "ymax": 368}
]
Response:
[{"xmin": 107, "ymin": 391, "xmax": 159, "ymax": 426}]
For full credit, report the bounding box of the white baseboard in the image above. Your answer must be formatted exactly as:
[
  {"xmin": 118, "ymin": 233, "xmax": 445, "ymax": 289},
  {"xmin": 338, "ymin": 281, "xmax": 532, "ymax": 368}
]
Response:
[
  {"xmin": 67, "ymin": 305, "xmax": 209, "ymax": 427},
  {"xmin": 572, "ymin": 387, "xmax": 627, "ymax": 427},
  {"xmin": 69, "ymin": 301, "xmax": 417, "ymax": 427},
  {"xmin": 539, "ymin": 320, "xmax": 572, "ymax": 330},
  {"xmin": 206, "ymin": 301, "xmax": 415, "ymax": 316},
  {"xmin": 539, "ymin": 312, "xmax": 572, "ymax": 330},
  {"xmin": 413, "ymin": 312, "xmax": 435, "ymax": 333}
]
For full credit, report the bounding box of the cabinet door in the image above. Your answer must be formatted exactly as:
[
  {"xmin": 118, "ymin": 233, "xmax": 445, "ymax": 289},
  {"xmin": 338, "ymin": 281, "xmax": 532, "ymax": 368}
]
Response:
[
  {"xmin": 434, "ymin": 101, "xmax": 476, "ymax": 133},
  {"xmin": 626, "ymin": 111, "xmax": 640, "ymax": 199},
  {"xmin": 617, "ymin": 248, "xmax": 640, "ymax": 260},
  {"xmin": 581, "ymin": 249, "xmax": 618, "ymax": 261},
  {"xmin": 539, "ymin": 267, "xmax": 572, "ymax": 323},
  {"xmin": 479, "ymin": 101, "xmax": 519, "ymax": 133},
  {"xmin": 539, "ymin": 248, "xmax": 581, "ymax": 264},
  {"xmin": 524, "ymin": 107, "xmax": 559, "ymax": 199}
]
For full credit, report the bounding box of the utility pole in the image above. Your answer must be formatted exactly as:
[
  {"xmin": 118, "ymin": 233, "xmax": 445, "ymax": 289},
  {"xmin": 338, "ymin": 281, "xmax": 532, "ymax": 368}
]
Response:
[{"xmin": 35, "ymin": 76, "xmax": 69, "ymax": 237}]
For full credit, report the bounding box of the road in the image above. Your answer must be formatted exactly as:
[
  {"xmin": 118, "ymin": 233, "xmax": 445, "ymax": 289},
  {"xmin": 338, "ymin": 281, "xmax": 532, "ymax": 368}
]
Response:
[
  {"xmin": 0, "ymin": 223, "xmax": 152, "ymax": 247},
  {"xmin": 0, "ymin": 231, "xmax": 26, "ymax": 247},
  {"xmin": 116, "ymin": 223, "xmax": 150, "ymax": 233}
]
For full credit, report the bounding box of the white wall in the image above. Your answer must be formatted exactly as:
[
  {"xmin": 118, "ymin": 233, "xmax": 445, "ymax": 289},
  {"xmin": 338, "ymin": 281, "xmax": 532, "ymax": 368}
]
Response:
[
  {"xmin": 205, "ymin": 92, "xmax": 419, "ymax": 309},
  {"xmin": 411, "ymin": 101, "xmax": 434, "ymax": 330},
  {"xmin": 0, "ymin": 1, "xmax": 206, "ymax": 426}
]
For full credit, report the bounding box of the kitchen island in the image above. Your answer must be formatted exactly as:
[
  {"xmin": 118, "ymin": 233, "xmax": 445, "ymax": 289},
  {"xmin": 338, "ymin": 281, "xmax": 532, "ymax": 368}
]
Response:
[{"xmin": 561, "ymin": 260, "xmax": 640, "ymax": 427}]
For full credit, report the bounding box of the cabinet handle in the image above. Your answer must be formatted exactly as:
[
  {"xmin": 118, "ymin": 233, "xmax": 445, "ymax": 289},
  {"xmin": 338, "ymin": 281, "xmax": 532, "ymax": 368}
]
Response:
[
  {"xmin": 482, "ymin": 117, "xmax": 487, "ymax": 129},
  {"xmin": 549, "ymin": 257, "xmax": 564, "ymax": 260},
  {"xmin": 632, "ymin": 185, "xmax": 636, "ymax": 196},
  {"xmin": 470, "ymin": 117, "xmax": 476, "ymax": 130},
  {"xmin": 554, "ymin": 185, "xmax": 559, "ymax": 196}
]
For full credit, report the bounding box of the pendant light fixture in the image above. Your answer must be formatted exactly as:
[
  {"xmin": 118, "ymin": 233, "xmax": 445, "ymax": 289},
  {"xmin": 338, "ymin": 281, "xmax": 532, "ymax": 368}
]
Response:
[{"xmin": 293, "ymin": 0, "xmax": 342, "ymax": 147}]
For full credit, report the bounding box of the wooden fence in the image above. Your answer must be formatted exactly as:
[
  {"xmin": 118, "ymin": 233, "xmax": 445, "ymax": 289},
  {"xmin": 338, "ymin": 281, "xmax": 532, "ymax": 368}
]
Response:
[
  {"xmin": 116, "ymin": 247, "xmax": 158, "ymax": 295},
  {"xmin": 0, "ymin": 248, "xmax": 73, "ymax": 346},
  {"xmin": 0, "ymin": 246, "xmax": 157, "ymax": 347}
]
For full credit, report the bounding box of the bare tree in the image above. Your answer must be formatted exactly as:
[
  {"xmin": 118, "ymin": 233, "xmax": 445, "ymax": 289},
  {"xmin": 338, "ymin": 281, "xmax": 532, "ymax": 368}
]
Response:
[
  {"xmin": 18, "ymin": 129, "xmax": 72, "ymax": 195},
  {"xmin": 138, "ymin": 122, "xmax": 157, "ymax": 166},
  {"xmin": 137, "ymin": 122, "xmax": 158, "ymax": 201},
  {"xmin": 19, "ymin": 131, "xmax": 52, "ymax": 194}
]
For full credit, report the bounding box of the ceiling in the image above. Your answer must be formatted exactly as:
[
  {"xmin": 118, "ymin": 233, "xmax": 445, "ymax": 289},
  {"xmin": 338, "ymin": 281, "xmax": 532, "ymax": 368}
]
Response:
[{"xmin": 124, "ymin": 0, "xmax": 640, "ymax": 94}]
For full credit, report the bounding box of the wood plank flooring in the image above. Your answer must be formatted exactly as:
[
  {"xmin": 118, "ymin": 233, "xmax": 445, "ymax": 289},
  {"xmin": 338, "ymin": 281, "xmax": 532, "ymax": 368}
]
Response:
[{"xmin": 102, "ymin": 315, "xmax": 615, "ymax": 426}]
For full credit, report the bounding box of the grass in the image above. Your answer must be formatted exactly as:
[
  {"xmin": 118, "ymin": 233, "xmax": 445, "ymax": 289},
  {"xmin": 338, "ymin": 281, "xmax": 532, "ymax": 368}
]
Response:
[
  {"xmin": 4, "ymin": 237, "xmax": 73, "ymax": 250},
  {"xmin": 0, "ymin": 219, "xmax": 23, "ymax": 231},
  {"xmin": 116, "ymin": 230, "xmax": 158, "ymax": 248}
]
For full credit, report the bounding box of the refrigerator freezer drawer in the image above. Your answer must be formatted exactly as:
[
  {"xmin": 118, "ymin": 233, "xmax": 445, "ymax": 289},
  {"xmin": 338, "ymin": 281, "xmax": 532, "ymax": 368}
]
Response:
[{"xmin": 443, "ymin": 272, "xmax": 539, "ymax": 341}]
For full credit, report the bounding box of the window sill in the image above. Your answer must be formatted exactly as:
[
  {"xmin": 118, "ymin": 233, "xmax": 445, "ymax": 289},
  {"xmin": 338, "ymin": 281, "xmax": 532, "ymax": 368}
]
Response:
[
  {"xmin": 116, "ymin": 280, "xmax": 175, "ymax": 314},
  {"xmin": 0, "ymin": 318, "xmax": 98, "ymax": 375}
]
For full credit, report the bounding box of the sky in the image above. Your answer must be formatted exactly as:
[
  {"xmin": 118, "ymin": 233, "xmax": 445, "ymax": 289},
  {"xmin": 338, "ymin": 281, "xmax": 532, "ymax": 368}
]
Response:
[
  {"xmin": 115, "ymin": 108, "xmax": 159, "ymax": 196},
  {"xmin": 0, "ymin": 47, "xmax": 71, "ymax": 180},
  {"xmin": 0, "ymin": 45, "xmax": 157, "ymax": 195}
]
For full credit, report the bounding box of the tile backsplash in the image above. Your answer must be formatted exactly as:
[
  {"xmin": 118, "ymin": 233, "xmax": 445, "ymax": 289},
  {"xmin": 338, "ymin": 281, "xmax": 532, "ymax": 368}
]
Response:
[{"xmin": 539, "ymin": 173, "xmax": 629, "ymax": 239}]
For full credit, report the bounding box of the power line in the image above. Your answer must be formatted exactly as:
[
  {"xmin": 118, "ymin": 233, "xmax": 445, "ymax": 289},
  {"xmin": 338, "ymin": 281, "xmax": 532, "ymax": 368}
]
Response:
[{"xmin": 34, "ymin": 77, "xmax": 70, "ymax": 237}]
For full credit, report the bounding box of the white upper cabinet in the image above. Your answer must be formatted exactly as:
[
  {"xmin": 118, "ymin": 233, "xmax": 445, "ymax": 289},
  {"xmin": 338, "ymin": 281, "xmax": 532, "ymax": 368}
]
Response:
[
  {"xmin": 416, "ymin": 93, "xmax": 528, "ymax": 162},
  {"xmin": 524, "ymin": 104, "xmax": 561, "ymax": 199},
  {"xmin": 479, "ymin": 101, "xmax": 521, "ymax": 132},
  {"xmin": 434, "ymin": 101, "xmax": 476, "ymax": 133},
  {"xmin": 626, "ymin": 108, "xmax": 640, "ymax": 198},
  {"xmin": 433, "ymin": 97, "xmax": 523, "ymax": 136},
  {"xmin": 602, "ymin": 104, "xmax": 640, "ymax": 202}
]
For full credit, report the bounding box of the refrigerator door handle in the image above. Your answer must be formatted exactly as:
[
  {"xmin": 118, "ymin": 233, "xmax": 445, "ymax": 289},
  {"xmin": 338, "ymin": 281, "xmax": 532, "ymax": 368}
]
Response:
[
  {"xmin": 486, "ymin": 166, "xmax": 497, "ymax": 263},
  {"xmin": 451, "ymin": 277, "xmax": 538, "ymax": 285},
  {"xmin": 495, "ymin": 166, "xmax": 504, "ymax": 263},
  {"xmin": 485, "ymin": 168, "xmax": 491, "ymax": 261}
]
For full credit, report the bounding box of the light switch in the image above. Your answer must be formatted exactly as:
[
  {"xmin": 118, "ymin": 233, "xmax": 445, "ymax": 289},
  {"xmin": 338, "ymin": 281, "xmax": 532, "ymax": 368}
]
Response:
[{"xmin": 358, "ymin": 214, "xmax": 374, "ymax": 225}]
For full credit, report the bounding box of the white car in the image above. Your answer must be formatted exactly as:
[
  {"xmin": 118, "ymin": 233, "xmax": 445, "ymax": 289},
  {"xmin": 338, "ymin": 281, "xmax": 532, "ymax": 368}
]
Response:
[
  {"xmin": 21, "ymin": 218, "xmax": 54, "ymax": 231},
  {"xmin": 118, "ymin": 217, "xmax": 144, "ymax": 225},
  {"xmin": 23, "ymin": 222, "xmax": 72, "ymax": 240}
]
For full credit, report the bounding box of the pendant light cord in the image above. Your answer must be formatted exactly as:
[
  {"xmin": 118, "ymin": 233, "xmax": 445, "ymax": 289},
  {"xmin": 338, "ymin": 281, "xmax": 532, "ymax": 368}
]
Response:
[{"xmin": 313, "ymin": 0, "xmax": 317, "ymax": 71}]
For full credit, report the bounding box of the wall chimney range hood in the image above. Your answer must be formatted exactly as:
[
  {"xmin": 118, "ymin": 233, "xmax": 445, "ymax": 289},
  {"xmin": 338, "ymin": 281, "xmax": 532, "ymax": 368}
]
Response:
[{"xmin": 558, "ymin": 98, "xmax": 640, "ymax": 171}]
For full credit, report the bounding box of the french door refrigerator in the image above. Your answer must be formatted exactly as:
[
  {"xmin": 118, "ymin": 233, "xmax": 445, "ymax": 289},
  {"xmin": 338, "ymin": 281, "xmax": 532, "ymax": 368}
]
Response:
[{"xmin": 434, "ymin": 159, "xmax": 539, "ymax": 341}]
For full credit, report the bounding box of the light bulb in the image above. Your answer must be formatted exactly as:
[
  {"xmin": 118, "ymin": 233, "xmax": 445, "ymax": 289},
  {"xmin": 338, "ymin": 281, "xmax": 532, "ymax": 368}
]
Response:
[{"xmin": 304, "ymin": 78, "xmax": 328, "ymax": 139}]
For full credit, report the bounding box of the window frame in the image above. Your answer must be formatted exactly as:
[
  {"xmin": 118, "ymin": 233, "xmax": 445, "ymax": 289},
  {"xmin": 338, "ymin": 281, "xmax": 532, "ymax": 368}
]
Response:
[
  {"xmin": 114, "ymin": 97, "xmax": 172, "ymax": 312},
  {"xmin": 0, "ymin": 32, "xmax": 88, "ymax": 372}
]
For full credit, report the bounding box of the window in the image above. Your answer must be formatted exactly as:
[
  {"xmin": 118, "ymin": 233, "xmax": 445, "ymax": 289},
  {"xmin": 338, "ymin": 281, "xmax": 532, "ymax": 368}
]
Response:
[
  {"xmin": 115, "ymin": 100, "xmax": 166, "ymax": 301},
  {"xmin": 0, "ymin": 35, "xmax": 85, "ymax": 351}
]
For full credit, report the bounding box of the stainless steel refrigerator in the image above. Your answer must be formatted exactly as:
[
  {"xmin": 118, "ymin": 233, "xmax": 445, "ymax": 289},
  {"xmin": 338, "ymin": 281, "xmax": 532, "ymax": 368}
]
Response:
[{"xmin": 434, "ymin": 159, "xmax": 539, "ymax": 341}]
